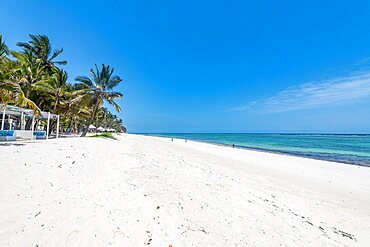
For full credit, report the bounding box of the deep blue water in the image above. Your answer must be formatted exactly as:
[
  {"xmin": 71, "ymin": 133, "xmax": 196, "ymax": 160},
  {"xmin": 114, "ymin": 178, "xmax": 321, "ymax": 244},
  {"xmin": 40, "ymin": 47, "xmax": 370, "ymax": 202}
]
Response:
[{"xmin": 142, "ymin": 133, "xmax": 370, "ymax": 166}]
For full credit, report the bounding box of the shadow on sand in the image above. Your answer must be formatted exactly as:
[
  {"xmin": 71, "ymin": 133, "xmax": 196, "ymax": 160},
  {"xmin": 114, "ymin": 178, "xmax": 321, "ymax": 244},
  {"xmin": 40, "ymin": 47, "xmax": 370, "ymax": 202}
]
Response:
[{"xmin": 0, "ymin": 142, "xmax": 26, "ymax": 147}]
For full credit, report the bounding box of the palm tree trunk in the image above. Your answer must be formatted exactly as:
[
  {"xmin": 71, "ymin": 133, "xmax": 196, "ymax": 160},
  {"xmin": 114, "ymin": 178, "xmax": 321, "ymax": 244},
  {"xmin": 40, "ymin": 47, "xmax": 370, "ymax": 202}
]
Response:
[
  {"xmin": 49, "ymin": 121, "xmax": 56, "ymax": 136},
  {"xmin": 81, "ymin": 101, "xmax": 99, "ymax": 137},
  {"xmin": 53, "ymin": 96, "xmax": 59, "ymax": 113},
  {"xmin": 66, "ymin": 117, "xmax": 73, "ymax": 132}
]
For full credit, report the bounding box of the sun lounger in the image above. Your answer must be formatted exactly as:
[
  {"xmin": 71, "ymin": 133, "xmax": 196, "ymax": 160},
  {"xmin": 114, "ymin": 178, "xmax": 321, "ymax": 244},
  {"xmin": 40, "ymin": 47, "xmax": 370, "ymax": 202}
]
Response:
[
  {"xmin": 0, "ymin": 130, "xmax": 16, "ymax": 141},
  {"xmin": 33, "ymin": 131, "xmax": 47, "ymax": 139}
]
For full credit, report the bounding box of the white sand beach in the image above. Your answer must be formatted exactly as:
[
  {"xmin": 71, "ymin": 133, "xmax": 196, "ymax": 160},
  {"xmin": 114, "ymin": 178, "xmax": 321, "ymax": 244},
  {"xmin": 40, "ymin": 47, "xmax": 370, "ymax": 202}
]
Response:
[{"xmin": 1, "ymin": 134, "xmax": 370, "ymax": 246}]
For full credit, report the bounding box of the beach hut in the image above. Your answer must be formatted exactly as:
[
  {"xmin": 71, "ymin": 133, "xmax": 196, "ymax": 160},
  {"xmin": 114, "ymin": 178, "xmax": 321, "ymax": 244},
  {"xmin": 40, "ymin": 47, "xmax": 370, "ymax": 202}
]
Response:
[{"xmin": 0, "ymin": 103, "xmax": 60, "ymax": 140}]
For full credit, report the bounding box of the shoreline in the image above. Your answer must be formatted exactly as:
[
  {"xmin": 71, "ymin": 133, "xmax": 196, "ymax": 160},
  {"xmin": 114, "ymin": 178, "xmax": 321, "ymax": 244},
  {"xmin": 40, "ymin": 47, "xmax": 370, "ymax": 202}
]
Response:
[{"xmin": 138, "ymin": 133, "xmax": 370, "ymax": 167}]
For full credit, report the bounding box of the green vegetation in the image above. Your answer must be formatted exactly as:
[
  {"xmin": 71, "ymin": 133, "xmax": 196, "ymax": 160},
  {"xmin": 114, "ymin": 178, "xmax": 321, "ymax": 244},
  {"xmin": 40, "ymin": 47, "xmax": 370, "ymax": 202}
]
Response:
[
  {"xmin": 0, "ymin": 34, "xmax": 126, "ymax": 134},
  {"xmin": 90, "ymin": 132, "xmax": 117, "ymax": 140}
]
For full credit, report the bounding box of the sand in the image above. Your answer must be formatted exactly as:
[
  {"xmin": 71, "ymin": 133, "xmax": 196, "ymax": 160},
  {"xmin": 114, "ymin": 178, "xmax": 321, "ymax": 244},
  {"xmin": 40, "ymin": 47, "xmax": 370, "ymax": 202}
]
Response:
[{"xmin": 1, "ymin": 134, "xmax": 370, "ymax": 246}]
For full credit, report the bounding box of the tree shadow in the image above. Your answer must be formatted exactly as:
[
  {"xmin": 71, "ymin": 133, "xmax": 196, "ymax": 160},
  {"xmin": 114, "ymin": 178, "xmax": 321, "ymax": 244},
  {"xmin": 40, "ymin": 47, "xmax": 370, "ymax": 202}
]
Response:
[{"xmin": 0, "ymin": 142, "xmax": 26, "ymax": 146}]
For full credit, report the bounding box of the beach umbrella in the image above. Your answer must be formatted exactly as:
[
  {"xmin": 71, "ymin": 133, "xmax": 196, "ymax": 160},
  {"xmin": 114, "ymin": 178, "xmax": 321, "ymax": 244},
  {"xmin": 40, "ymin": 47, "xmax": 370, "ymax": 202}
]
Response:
[
  {"xmin": 97, "ymin": 126, "xmax": 105, "ymax": 131},
  {"xmin": 88, "ymin": 125, "xmax": 96, "ymax": 129}
]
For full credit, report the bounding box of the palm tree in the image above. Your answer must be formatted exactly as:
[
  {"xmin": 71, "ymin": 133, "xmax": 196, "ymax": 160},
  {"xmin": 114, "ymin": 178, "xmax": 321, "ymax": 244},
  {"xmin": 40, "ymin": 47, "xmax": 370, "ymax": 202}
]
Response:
[
  {"xmin": 17, "ymin": 34, "xmax": 67, "ymax": 69},
  {"xmin": 0, "ymin": 34, "xmax": 10, "ymax": 83},
  {"xmin": 0, "ymin": 34, "xmax": 8, "ymax": 58},
  {"xmin": 0, "ymin": 82, "xmax": 40, "ymax": 114},
  {"xmin": 0, "ymin": 36, "xmax": 40, "ymax": 114},
  {"xmin": 10, "ymin": 50, "xmax": 47, "ymax": 98},
  {"xmin": 34, "ymin": 67, "xmax": 68, "ymax": 113},
  {"xmin": 56, "ymin": 83, "xmax": 91, "ymax": 132},
  {"xmin": 75, "ymin": 64, "xmax": 123, "ymax": 137},
  {"xmin": 1, "ymin": 35, "xmax": 126, "ymax": 134},
  {"xmin": 92, "ymin": 108, "xmax": 125, "ymax": 133}
]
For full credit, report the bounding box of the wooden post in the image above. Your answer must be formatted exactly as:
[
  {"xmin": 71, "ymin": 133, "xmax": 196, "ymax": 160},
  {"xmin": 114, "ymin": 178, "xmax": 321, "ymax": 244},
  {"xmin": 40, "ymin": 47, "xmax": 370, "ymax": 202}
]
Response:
[
  {"xmin": 21, "ymin": 112, "xmax": 24, "ymax": 130},
  {"xmin": 31, "ymin": 116, "xmax": 35, "ymax": 139},
  {"xmin": 1, "ymin": 107, "xmax": 5, "ymax": 130},
  {"xmin": 46, "ymin": 112, "xmax": 50, "ymax": 139},
  {"xmin": 56, "ymin": 115, "xmax": 60, "ymax": 139}
]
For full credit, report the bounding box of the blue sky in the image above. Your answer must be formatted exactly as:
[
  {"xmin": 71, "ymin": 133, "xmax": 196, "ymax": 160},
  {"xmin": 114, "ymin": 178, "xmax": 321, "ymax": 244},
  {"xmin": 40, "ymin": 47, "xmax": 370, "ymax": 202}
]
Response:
[{"xmin": 1, "ymin": 0, "xmax": 370, "ymax": 133}]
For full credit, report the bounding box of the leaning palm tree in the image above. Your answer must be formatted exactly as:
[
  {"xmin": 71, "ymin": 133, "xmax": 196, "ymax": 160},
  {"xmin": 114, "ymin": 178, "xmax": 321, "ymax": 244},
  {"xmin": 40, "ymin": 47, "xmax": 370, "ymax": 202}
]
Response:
[
  {"xmin": 33, "ymin": 67, "xmax": 68, "ymax": 113},
  {"xmin": 0, "ymin": 34, "xmax": 10, "ymax": 82},
  {"xmin": 10, "ymin": 50, "xmax": 47, "ymax": 98},
  {"xmin": 0, "ymin": 82, "xmax": 40, "ymax": 115},
  {"xmin": 75, "ymin": 64, "xmax": 123, "ymax": 137},
  {"xmin": 17, "ymin": 34, "xmax": 67, "ymax": 69},
  {"xmin": 0, "ymin": 48, "xmax": 40, "ymax": 114}
]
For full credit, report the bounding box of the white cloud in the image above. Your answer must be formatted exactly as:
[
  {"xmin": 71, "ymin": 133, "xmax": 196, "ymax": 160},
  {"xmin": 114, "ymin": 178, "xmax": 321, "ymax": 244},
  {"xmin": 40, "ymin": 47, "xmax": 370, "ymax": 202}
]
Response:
[{"xmin": 230, "ymin": 71, "xmax": 370, "ymax": 113}]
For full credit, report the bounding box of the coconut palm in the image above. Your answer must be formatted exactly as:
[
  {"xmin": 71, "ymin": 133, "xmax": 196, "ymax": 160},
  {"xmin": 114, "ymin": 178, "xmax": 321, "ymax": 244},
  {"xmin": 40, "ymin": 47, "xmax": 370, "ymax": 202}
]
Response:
[
  {"xmin": 1, "ymin": 34, "xmax": 126, "ymax": 134},
  {"xmin": 10, "ymin": 51, "xmax": 47, "ymax": 98},
  {"xmin": 34, "ymin": 67, "xmax": 68, "ymax": 113},
  {"xmin": 55, "ymin": 83, "xmax": 91, "ymax": 132},
  {"xmin": 0, "ymin": 34, "xmax": 8, "ymax": 58},
  {"xmin": 0, "ymin": 34, "xmax": 10, "ymax": 83},
  {"xmin": 17, "ymin": 34, "xmax": 67, "ymax": 69},
  {"xmin": 75, "ymin": 64, "xmax": 123, "ymax": 137},
  {"xmin": 0, "ymin": 43, "xmax": 40, "ymax": 114},
  {"xmin": 92, "ymin": 107, "xmax": 124, "ymax": 133},
  {"xmin": 0, "ymin": 82, "xmax": 40, "ymax": 114}
]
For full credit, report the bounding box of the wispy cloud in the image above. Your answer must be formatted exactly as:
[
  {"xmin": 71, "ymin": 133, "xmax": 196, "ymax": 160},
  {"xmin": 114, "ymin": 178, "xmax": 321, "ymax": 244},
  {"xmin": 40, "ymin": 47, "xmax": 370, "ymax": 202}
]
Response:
[{"xmin": 230, "ymin": 71, "xmax": 370, "ymax": 113}]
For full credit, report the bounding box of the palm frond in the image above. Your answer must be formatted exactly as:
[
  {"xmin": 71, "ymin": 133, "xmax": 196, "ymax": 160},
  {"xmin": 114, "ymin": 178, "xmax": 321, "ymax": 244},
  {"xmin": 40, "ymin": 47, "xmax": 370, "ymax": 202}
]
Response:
[
  {"xmin": 106, "ymin": 98, "xmax": 122, "ymax": 113},
  {"xmin": 106, "ymin": 75, "xmax": 122, "ymax": 90},
  {"xmin": 50, "ymin": 48, "xmax": 63, "ymax": 60},
  {"xmin": 0, "ymin": 34, "xmax": 9, "ymax": 57},
  {"xmin": 103, "ymin": 91, "xmax": 123, "ymax": 99},
  {"xmin": 75, "ymin": 76, "xmax": 94, "ymax": 86}
]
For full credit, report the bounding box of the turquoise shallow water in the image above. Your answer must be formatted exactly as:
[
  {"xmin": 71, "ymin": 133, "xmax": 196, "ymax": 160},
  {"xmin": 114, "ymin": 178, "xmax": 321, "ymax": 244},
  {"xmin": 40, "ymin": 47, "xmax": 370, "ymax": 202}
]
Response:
[{"xmin": 142, "ymin": 133, "xmax": 370, "ymax": 166}]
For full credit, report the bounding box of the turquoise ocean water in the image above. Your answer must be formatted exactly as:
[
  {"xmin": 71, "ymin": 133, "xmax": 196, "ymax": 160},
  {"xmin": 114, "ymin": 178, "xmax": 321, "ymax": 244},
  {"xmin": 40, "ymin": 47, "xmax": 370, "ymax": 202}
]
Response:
[{"xmin": 143, "ymin": 133, "xmax": 370, "ymax": 166}]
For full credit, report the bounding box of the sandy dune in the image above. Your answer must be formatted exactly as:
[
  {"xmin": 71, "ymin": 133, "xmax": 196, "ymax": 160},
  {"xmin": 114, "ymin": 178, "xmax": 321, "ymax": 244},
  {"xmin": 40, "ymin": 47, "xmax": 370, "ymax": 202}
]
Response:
[{"xmin": 1, "ymin": 134, "xmax": 370, "ymax": 246}]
